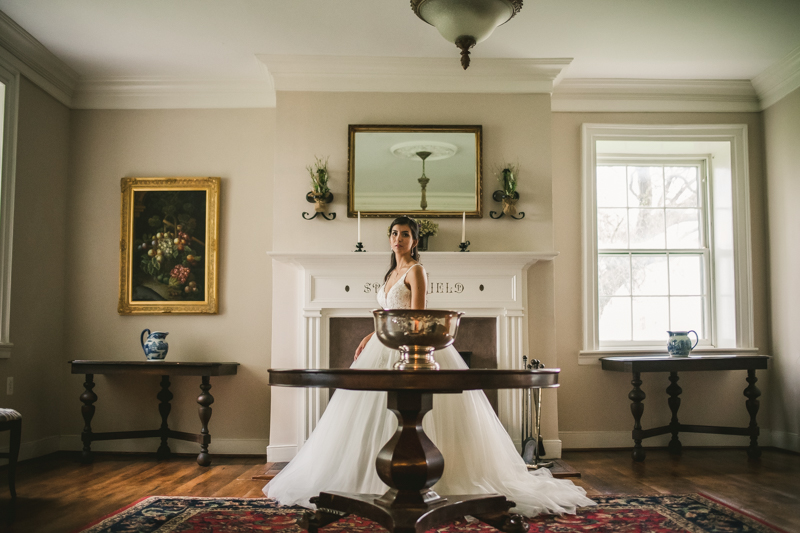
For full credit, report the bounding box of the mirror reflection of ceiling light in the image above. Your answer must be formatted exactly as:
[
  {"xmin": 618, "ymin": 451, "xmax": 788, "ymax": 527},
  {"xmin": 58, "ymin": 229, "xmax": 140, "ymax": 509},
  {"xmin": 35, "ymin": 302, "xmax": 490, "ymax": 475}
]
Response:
[
  {"xmin": 389, "ymin": 142, "xmax": 458, "ymax": 211},
  {"xmin": 411, "ymin": 0, "xmax": 523, "ymax": 69},
  {"xmin": 390, "ymin": 141, "xmax": 458, "ymax": 161}
]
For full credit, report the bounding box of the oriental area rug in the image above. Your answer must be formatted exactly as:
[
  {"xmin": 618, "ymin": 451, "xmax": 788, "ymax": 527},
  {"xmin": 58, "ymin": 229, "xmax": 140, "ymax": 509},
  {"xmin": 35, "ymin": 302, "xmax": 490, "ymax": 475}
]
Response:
[{"xmin": 76, "ymin": 494, "xmax": 786, "ymax": 533}]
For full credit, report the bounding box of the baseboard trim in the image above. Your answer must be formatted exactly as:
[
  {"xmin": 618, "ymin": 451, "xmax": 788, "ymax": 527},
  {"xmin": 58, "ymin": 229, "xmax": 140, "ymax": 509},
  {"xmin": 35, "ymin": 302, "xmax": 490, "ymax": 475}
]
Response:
[
  {"xmin": 541, "ymin": 439, "xmax": 561, "ymax": 459},
  {"xmin": 560, "ymin": 430, "xmax": 779, "ymax": 450},
  {"xmin": 58, "ymin": 435, "xmax": 269, "ymax": 455},
  {"xmin": 267, "ymin": 444, "xmax": 298, "ymax": 462},
  {"xmin": 769, "ymin": 431, "xmax": 800, "ymax": 453},
  {"xmin": 0, "ymin": 434, "xmax": 60, "ymax": 466}
]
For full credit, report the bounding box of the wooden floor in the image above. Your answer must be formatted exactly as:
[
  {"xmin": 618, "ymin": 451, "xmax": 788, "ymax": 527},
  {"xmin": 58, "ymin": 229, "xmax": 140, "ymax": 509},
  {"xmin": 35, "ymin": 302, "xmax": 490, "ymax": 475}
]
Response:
[{"xmin": 1, "ymin": 448, "xmax": 798, "ymax": 533}]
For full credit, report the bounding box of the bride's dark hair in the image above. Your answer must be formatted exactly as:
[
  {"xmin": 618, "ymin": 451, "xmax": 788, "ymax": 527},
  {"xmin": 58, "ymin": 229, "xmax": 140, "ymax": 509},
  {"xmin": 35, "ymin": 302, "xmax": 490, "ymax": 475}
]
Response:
[{"xmin": 385, "ymin": 216, "xmax": 420, "ymax": 282}]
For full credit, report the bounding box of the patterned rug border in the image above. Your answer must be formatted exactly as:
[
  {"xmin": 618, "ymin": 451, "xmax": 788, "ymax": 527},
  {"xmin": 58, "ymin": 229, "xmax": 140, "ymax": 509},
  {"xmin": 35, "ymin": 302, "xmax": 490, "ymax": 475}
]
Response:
[
  {"xmin": 75, "ymin": 493, "xmax": 788, "ymax": 533},
  {"xmin": 696, "ymin": 492, "xmax": 791, "ymax": 533},
  {"xmin": 74, "ymin": 496, "xmax": 300, "ymax": 533}
]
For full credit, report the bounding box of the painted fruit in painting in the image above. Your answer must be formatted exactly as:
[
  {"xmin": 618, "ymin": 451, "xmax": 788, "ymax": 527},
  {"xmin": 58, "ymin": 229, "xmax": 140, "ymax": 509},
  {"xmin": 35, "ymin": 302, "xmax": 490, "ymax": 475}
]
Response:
[{"xmin": 131, "ymin": 190, "xmax": 207, "ymax": 302}]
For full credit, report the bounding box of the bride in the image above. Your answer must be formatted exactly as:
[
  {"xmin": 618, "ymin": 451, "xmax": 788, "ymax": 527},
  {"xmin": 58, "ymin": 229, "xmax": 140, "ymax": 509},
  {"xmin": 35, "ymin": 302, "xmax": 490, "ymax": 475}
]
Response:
[{"xmin": 264, "ymin": 216, "xmax": 594, "ymax": 517}]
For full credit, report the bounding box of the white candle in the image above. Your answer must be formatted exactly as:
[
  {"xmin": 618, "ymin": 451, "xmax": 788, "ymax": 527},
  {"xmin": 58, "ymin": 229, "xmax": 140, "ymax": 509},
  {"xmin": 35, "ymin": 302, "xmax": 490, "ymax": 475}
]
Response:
[
  {"xmin": 461, "ymin": 212, "xmax": 466, "ymax": 242},
  {"xmin": 357, "ymin": 211, "xmax": 361, "ymax": 243}
]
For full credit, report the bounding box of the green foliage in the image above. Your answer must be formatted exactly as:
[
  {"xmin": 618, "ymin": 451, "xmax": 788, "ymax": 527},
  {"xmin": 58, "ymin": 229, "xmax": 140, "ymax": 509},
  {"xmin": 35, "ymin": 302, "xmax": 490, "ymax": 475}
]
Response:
[
  {"xmin": 497, "ymin": 163, "xmax": 519, "ymax": 195},
  {"xmin": 307, "ymin": 156, "xmax": 330, "ymax": 196}
]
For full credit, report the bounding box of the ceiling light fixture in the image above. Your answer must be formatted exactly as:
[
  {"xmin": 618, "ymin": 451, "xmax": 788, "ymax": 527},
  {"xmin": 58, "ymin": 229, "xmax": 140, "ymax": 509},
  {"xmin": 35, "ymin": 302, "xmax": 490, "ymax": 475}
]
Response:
[{"xmin": 411, "ymin": 0, "xmax": 523, "ymax": 70}]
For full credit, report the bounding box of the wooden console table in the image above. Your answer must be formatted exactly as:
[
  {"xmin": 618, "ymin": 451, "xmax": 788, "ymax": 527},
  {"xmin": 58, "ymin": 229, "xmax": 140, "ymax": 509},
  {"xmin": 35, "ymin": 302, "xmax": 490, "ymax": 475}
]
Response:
[
  {"xmin": 70, "ymin": 360, "xmax": 239, "ymax": 466},
  {"xmin": 269, "ymin": 368, "xmax": 560, "ymax": 533},
  {"xmin": 600, "ymin": 355, "xmax": 769, "ymax": 461}
]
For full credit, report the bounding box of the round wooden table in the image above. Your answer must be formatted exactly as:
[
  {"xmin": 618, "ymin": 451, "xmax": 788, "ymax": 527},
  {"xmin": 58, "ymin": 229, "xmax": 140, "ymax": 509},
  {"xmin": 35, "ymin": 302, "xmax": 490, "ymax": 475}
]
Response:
[{"xmin": 269, "ymin": 368, "xmax": 560, "ymax": 533}]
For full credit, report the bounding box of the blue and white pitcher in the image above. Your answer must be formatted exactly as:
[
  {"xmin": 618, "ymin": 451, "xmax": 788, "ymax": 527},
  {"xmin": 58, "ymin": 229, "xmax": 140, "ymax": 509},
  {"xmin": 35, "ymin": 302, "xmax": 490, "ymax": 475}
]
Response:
[
  {"xmin": 667, "ymin": 330, "xmax": 698, "ymax": 357},
  {"xmin": 141, "ymin": 329, "xmax": 169, "ymax": 360}
]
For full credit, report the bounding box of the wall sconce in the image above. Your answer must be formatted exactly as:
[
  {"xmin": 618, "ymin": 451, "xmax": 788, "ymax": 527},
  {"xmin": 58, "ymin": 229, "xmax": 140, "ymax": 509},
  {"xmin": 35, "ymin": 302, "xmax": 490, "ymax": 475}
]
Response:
[
  {"xmin": 490, "ymin": 164, "xmax": 524, "ymax": 219},
  {"xmin": 490, "ymin": 190, "xmax": 524, "ymax": 219},
  {"xmin": 303, "ymin": 156, "xmax": 335, "ymax": 220},
  {"xmin": 302, "ymin": 191, "xmax": 335, "ymax": 220}
]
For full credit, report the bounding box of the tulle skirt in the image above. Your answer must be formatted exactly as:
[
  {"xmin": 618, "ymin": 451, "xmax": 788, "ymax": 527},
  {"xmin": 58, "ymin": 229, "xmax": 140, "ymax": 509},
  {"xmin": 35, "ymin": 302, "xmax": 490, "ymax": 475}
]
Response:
[{"xmin": 263, "ymin": 335, "xmax": 595, "ymax": 517}]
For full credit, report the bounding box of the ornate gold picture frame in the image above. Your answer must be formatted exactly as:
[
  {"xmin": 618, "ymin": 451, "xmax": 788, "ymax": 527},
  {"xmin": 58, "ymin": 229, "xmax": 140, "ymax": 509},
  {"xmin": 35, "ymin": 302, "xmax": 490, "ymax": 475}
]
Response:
[{"xmin": 119, "ymin": 177, "xmax": 220, "ymax": 315}]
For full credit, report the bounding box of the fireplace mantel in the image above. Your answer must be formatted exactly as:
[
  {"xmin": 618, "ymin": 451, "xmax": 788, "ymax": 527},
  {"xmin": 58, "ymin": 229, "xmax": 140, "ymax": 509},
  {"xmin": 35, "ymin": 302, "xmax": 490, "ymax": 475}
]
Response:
[
  {"xmin": 269, "ymin": 251, "xmax": 557, "ymax": 309},
  {"xmin": 266, "ymin": 251, "xmax": 558, "ymax": 462}
]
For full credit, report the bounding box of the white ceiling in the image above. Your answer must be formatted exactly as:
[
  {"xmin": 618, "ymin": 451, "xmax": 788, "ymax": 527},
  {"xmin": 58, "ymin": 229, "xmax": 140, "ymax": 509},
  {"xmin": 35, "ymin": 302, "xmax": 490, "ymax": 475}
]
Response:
[{"xmin": 0, "ymin": 0, "xmax": 799, "ymax": 108}]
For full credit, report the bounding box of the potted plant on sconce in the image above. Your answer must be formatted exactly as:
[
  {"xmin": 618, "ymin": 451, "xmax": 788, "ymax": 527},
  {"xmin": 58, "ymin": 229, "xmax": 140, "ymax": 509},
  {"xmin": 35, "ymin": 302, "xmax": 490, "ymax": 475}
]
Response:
[
  {"xmin": 417, "ymin": 219, "xmax": 438, "ymax": 251},
  {"xmin": 490, "ymin": 163, "xmax": 525, "ymax": 219},
  {"xmin": 303, "ymin": 156, "xmax": 335, "ymax": 220}
]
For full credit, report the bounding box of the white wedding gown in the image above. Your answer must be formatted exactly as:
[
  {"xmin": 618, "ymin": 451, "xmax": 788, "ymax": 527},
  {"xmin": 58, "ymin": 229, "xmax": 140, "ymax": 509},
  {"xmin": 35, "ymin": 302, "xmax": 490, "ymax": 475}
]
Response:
[{"xmin": 264, "ymin": 264, "xmax": 594, "ymax": 517}]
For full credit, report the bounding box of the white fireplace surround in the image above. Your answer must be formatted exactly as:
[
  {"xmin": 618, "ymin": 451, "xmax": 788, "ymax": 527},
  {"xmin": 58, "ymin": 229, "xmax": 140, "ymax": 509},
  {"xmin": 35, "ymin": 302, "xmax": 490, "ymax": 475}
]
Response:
[{"xmin": 267, "ymin": 251, "xmax": 557, "ymax": 462}]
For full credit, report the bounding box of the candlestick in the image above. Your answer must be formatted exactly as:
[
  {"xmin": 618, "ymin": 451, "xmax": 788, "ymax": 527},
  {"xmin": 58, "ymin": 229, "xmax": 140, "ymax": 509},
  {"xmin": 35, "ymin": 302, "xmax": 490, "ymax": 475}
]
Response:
[
  {"xmin": 461, "ymin": 212, "xmax": 466, "ymax": 243},
  {"xmin": 357, "ymin": 211, "xmax": 361, "ymax": 243}
]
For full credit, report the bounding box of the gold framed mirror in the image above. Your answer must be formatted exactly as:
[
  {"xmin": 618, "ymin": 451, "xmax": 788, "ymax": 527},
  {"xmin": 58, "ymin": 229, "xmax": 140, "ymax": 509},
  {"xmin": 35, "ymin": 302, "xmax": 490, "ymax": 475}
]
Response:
[{"xmin": 348, "ymin": 125, "xmax": 482, "ymax": 218}]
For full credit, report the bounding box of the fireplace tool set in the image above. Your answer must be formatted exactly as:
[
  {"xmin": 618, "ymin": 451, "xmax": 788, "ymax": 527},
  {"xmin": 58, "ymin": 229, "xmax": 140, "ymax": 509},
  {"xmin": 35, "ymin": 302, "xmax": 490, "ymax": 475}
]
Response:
[{"xmin": 521, "ymin": 356, "xmax": 553, "ymax": 470}]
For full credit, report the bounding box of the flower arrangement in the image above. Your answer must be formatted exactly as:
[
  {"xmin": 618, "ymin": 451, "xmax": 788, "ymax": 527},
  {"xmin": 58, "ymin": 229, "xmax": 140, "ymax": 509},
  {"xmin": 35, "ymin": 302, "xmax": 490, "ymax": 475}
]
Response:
[
  {"xmin": 496, "ymin": 163, "xmax": 518, "ymax": 196},
  {"xmin": 418, "ymin": 219, "xmax": 439, "ymax": 237},
  {"xmin": 307, "ymin": 156, "xmax": 330, "ymax": 197}
]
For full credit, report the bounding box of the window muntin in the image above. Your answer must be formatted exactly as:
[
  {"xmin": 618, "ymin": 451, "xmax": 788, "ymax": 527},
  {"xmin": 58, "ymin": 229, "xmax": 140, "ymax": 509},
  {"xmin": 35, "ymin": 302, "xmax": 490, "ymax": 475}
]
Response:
[{"xmin": 596, "ymin": 161, "xmax": 711, "ymax": 346}]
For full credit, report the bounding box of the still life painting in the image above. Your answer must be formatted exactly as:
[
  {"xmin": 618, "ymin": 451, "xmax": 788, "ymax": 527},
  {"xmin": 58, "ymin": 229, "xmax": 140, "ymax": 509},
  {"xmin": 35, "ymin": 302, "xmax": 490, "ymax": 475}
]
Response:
[{"xmin": 118, "ymin": 177, "xmax": 220, "ymax": 315}]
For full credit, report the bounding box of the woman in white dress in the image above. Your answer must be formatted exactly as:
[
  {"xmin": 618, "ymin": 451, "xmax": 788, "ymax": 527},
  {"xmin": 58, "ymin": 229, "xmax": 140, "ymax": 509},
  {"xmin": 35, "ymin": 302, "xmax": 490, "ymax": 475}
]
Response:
[{"xmin": 264, "ymin": 217, "xmax": 594, "ymax": 517}]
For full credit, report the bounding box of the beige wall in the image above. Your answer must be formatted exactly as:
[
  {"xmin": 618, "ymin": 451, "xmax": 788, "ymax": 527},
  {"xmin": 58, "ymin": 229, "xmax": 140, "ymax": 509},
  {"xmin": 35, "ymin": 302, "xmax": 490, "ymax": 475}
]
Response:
[
  {"xmin": 61, "ymin": 108, "xmax": 275, "ymax": 454},
  {"xmin": 270, "ymin": 91, "xmax": 563, "ymax": 446},
  {"xmin": 764, "ymin": 87, "xmax": 800, "ymax": 451},
  {"xmin": 3, "ymin": 80, "xmax": 786, "ymax": 457},
  {"xmin": 273, "ymin": 92, "xmax": 554, "ymax": 252},
  {"xmin": 0, "ymin": 77, "xmax": 70, "ymax": 457},
  {"xmin": 552, "ymin": 112, "xmax": 771, "ymax": 447}
]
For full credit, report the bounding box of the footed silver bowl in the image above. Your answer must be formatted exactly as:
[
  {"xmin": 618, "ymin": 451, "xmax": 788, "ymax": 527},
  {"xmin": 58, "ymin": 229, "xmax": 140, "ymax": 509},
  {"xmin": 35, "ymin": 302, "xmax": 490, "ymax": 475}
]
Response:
[{"xmin": 373, "ymin": 309, "xmax": 464, "ymax": 370}]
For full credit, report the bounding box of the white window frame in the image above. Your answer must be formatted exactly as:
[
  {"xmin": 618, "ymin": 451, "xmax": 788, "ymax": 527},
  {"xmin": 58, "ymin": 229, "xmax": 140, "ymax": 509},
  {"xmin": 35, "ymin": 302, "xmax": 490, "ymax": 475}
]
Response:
[
  {"xmin": 0, "ymin": 59, "xmax": 19, "ymax": 358},
  {"xmin": 581, "ymin": 124, "xmax": 756, "ymax": 363}
]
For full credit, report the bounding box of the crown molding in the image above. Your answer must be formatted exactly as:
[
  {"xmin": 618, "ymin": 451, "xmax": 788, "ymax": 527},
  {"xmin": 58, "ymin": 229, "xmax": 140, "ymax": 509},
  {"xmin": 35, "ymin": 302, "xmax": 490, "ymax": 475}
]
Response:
[
  {"xmin": 551, "ymin": 78, "xmax": 759, "ymax": 113},
  {"xmin": 258, "ymin": 55, "xmax": 572, "ymax": 94},
  {"xmin": 0, "ymin": 10, "xmax": 78, "ymax": 107},
  {"xmin": 751, "ymin": 44, "xmax": 800, "ymax": 110},
  {"xmin": 71, "ymin": 77, "xmax": 276, "ymax": 109}
]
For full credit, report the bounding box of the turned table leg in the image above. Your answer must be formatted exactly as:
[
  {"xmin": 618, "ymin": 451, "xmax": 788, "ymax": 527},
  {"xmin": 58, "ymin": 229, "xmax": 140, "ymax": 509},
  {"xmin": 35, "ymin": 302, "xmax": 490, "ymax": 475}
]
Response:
[
  {"xmin": 667, "ymin": 372, "xmax": 682, "ymax": 455},
  {"xmin": 629, "ymin": 371, "xmax": 646, "ymax": 462},
  {"xmin": 80, "ymin": 374, "xmax": 97, "ymax": 464},
  {"xmin": 744, "ymin": 369, "xmax": 762, "ymax": 459},
  {"xmin": 196, "ymin": 376, "xmax": 214, "ymax": 466},
  {"xmin": 375, "ymin": 391, "xmax": 444, "ymax": 507},
  {"xmin": 157, "ymin": 375, "xmax": 173, "ymax": 459}
]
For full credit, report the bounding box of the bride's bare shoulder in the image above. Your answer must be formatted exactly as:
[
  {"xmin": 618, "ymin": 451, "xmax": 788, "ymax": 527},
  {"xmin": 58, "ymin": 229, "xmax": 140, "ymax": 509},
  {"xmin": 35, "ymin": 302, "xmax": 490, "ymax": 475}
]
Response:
[{"xmin": 406, "ymin": 263, "xmax": 427, "ymax": 282}]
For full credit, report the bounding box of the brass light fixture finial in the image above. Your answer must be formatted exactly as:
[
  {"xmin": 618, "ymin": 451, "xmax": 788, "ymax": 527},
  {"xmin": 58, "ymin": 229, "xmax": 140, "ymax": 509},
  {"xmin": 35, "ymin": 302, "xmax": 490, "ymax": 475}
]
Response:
[
  {"xmin": 417, "ymin": 151, "xmax": 432, "ymax": 210},
  {"xmin": 411, "ymin": 0, "xmax": 523, "ymax": 70}
]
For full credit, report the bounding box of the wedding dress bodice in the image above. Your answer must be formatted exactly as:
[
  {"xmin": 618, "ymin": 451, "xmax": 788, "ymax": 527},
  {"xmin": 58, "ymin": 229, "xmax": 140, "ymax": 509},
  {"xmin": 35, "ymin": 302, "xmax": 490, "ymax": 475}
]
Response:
[{"xmin": 377, "ymin": 264, "xmax": 420, "ymax": 309}]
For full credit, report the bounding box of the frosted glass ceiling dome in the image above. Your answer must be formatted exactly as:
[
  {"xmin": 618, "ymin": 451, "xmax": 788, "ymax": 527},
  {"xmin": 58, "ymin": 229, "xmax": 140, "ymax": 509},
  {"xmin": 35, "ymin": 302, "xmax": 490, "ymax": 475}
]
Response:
[{"xmin": 412, "ymin": 0, "xmax": 523, "ymax": 69}]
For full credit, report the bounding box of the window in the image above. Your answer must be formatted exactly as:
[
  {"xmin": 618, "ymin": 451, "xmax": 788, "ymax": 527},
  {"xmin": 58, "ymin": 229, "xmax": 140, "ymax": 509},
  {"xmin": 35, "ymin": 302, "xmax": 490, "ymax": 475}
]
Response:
[
  {"xmin": 597, "ymin": 160, "xmax": 712, "ymax": 346},
  {"xmin": 0, "ymin": 61, "xmax": 19, "ymax": 358},
  {"xmin": 581, "ymin": 125, "xmax": 755, "ymax": 361}
]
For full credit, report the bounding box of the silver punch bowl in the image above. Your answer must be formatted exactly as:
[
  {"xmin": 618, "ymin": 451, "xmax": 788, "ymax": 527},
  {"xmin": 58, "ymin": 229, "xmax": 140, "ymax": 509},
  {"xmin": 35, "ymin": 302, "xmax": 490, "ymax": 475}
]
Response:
[{"xmin": 373, "ymin": 309, "xmax": 464, "ymax": 370}]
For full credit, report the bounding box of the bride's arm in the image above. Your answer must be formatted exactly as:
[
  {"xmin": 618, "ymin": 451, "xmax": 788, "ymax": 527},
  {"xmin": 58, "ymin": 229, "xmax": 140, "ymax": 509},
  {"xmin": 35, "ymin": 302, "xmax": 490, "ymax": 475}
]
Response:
[
  {"xmin": 354, "ymin": 332, "xmax": 374, "ymax": 360},
  {"xmin": 407, "ymin": 265, "xmax": 428, "ymax": 310}
]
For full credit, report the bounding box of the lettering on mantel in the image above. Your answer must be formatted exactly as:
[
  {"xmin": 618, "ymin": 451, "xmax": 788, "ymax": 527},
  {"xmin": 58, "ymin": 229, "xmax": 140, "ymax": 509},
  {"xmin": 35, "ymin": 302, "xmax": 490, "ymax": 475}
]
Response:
[{"xmin": 363, "ymin": 282, "xmax": 465, "ymax": 294}]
